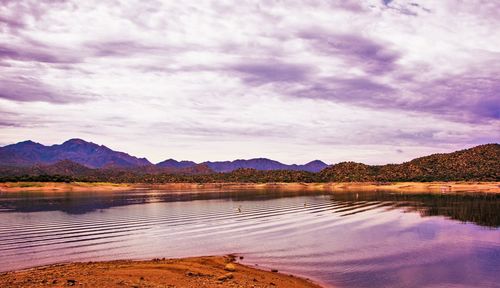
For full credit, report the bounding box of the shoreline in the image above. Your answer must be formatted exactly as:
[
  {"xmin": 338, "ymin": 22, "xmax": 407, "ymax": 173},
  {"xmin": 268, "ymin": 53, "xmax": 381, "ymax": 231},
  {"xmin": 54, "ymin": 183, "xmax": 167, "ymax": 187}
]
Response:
[
  {"xmin": 0, "ymin": 181, "xmax": 498, "ymax": 193},
  {"xmin": 0, "ymin": 255, "xmax": 323, "ymax": 288}
]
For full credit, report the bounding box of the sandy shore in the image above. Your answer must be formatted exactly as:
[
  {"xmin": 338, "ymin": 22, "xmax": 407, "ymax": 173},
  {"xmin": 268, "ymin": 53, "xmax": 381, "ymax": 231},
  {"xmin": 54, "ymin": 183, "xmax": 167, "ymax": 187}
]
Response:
[
  {"xmin": 0, "ymin": 181, "xmax": 498, "ymax": 193},
  {"xmin": 0, "ymin": 256, "xmax": 322, "ymax": 288}
]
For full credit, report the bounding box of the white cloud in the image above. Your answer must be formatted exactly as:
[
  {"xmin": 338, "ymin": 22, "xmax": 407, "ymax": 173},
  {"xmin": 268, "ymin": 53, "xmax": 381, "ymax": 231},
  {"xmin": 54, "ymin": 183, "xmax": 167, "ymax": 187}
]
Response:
[{"xmin": 0, "ymin": 0, "xmax": 498, "ymax": 164}]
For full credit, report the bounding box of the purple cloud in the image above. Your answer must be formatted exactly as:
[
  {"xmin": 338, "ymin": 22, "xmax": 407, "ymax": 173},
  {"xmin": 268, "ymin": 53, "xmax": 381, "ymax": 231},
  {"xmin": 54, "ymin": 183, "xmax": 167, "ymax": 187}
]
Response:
[
  {"xmin": 328, "ymin": 1, "xmax": 367, "ymax": 13},
  {"xmin": 0, "ymin": 120, "xmax": 21, "ymax": 127},
  {"xmin": 298, "ymin": 30, "xmax": 400, "ymax": 74},
  {"xmin": 0, "ymin": 43, "xmax": 80, "ymax": 64},
  {"xmin": 287, "ymin": 71, "xmax": 499, "ymax": 123},
  {"xmin": 229, "ymin": 60, "xmax": 314, "ymax": 85},
  {"xmin": 0, "ymin": 76, "xmax": 91, "ymax": 103},
  {"xmin": 294, "ymin": 77, "xmax": 395, "ymax": 103},
  {"xmin": 0, "ymin": 14, "xmax": 25, "ymax": 30},
  {"xmin": 84, "ymin": 40, "xmax": 180, "ymax": 58},
  {"xmin": 0, "ymin": 0, "xmax": 70, "ymax": 33},
  {"xmin": 414, "ymin": 74, "xmax": 500, "ymax": 121}
]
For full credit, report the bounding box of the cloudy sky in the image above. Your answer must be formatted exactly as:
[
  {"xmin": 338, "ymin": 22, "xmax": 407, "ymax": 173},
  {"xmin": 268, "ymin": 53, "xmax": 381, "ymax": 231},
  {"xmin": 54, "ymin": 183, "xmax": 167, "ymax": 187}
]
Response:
[{"xmin": 0, "ymin": 0, "xmax": 498, "ymax": 164}]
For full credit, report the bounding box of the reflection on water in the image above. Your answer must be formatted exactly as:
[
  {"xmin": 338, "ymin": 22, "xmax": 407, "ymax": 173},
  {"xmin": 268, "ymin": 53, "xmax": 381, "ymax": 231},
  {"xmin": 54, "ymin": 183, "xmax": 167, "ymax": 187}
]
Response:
[
  {"xmin": 1, "ymin": 190, "xmax": 498, "ymax": 227},
  {"xmin": 0, "ymin": 189, "xmax": 498, "ymax": 288}
]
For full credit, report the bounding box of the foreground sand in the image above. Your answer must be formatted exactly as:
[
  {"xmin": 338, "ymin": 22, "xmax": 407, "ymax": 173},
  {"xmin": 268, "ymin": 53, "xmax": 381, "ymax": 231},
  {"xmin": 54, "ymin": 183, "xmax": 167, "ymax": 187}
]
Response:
[
  {"xmin": 0, "ymin": 181, "xmax": 498, "ymax": 193},
  {"xmin": 0, "ymin": 256, "xmax": 322, "ymax": 288}
]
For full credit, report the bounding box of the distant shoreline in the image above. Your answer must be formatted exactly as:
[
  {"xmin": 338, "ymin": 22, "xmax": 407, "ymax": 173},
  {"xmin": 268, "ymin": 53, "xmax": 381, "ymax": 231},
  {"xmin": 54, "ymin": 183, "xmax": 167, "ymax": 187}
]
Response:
[
  {"xmin": 0, "ymin": 255, "xmax": 323, "ymax": 288},
  {"xmin": 0, "ymin": 181, "xmax": 498, "ymax": 193}
]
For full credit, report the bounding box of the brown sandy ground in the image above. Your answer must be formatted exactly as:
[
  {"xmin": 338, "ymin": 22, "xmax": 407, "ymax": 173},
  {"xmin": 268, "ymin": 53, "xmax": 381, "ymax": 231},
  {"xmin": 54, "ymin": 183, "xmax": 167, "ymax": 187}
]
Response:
[
  {"xmin": 0, "ymin": 181, "xmax": 498, "ymax": 193},
  {"xmin": 0, "ymin": 256, "xmax": 322, "ymax": 288}
]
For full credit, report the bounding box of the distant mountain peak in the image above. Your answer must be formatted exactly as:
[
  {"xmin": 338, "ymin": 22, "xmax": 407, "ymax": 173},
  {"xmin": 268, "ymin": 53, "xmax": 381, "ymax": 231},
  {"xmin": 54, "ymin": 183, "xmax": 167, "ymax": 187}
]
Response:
[
  {"xmin": 61, "ymin": 138, "xmax": 98, "ymax": 147},
  {"xmin": 63, "ymin": 138, "xmax": 88, "ymax": 144},
  {"xmin": 156, "ymin": 158, "xmax": 196, "ymax": 169},
  {"xmin": 15, "ymin": 140, "xmax": 42, "ymax": 146},
  {"xmin": 1, "ymin": 138, "xmax": 151, "ymax": 168},
  {"xmin": 306, "ymin": 160, "xmax": 327, "ymax": 165}
]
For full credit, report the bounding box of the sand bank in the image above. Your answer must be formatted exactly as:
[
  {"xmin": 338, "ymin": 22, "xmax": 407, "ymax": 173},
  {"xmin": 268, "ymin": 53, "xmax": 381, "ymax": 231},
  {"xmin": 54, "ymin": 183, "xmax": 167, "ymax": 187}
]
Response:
[
  {"xmin": 0, "ymin": 181, "xmax": 498, "ymax": 193},
  {"xmin": 0, "ymin": 256, "xmax": 322, "ymax": 288}
]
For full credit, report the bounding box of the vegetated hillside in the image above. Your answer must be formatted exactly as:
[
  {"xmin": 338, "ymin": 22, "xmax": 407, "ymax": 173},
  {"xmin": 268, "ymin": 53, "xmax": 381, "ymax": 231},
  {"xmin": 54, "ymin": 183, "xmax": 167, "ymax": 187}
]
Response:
[
  {"xmin": 0, "ymin": 160, "xmax": 215, "ymax": 183},
  {"xmin": 207, "ymin": 168, "xmax": 316, "ymax": 183},
  {"xmin": 390, "ymin": 143, "xmax": 499, "ymax": 181},
  {"xmin": 0, "ymin": 144, "xmax": 498, "ymax": 183},
  {"xmin": 317, "ymin": 162, "xmax": 376, "ymax": 182},
  {"xmin": 0, "ymin": 139, "xmax": 151, "ymax": 168},
  {"xmin": 0, "ymin": 160, "xmax": 95, "ymax": 177},
  {"xmin": 318, "ymin": 144, "xmax": 499, "ymax": 182}
]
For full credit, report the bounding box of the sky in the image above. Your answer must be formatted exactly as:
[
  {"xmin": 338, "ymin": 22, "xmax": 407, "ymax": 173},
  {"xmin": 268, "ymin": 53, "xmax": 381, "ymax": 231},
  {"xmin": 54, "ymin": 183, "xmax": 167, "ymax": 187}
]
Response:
[{"xmin": 0, "ymin": 0, "xmax": 499, "ymax": 165}]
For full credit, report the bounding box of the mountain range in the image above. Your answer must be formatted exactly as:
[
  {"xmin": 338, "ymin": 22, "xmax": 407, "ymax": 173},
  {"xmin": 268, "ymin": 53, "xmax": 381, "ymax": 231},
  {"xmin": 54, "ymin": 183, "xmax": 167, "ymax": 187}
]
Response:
[
  {"xmin": 0, "ymin": 141, "xmax": 498, "ymax": 182},
  {"xmin": 0, "ymin": 139, "xmax": 328, "ymax": 172}
]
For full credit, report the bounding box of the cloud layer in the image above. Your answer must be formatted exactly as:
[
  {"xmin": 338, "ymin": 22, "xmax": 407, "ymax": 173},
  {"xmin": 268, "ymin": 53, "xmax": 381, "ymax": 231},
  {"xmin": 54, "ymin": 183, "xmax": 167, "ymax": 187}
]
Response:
[{"xmin": 0, "ymin": 0, "xmax": 498, "ymax": 164}]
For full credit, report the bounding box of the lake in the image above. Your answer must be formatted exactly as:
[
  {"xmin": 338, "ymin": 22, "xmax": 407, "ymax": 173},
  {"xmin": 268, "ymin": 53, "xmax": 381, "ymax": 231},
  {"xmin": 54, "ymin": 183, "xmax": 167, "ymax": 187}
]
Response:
[{"xmin": 0, "ymin": 189, "xmax": 498, "ymax": 288}]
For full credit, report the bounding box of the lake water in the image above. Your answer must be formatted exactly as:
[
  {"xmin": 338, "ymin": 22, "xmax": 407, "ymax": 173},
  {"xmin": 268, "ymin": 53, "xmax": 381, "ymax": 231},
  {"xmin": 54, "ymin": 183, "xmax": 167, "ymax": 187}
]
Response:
[{"xmin": 0, "ymin": 189, "xmax": 498, "ymax": 288}]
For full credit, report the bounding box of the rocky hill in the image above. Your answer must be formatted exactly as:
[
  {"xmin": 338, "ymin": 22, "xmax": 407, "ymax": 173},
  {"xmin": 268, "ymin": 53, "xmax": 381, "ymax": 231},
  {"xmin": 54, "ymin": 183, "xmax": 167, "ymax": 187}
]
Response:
[{"xmin": 318, "ymin": 144, "xmax": 499, "ymax": 182}]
